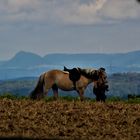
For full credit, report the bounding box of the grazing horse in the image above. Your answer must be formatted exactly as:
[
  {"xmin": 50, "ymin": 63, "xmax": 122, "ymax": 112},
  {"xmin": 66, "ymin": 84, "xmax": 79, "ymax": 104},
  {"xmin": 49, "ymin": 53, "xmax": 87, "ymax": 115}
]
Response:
[
  {"xmin": 30, "ymin": 67, "xmax": 108, "ymax": 101},
  {"xmin": 64, "ymin": 67, "xmax": 109, "ymax": 102}
]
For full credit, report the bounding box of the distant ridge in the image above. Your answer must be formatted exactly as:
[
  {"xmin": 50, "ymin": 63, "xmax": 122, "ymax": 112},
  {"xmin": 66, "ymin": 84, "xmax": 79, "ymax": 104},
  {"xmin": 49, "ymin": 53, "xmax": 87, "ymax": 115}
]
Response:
[
  {"xmin": 3, "ymin": 51, "xmax": 45, "ymax": 68},
  {"xmin": 0, "ymin": 50, "xmax": 140, "ymax": 80}
]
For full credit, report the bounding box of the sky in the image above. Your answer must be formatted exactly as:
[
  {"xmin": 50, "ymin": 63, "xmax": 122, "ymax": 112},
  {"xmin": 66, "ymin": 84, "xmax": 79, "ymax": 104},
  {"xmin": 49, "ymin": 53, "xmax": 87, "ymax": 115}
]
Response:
[{"xmin": 0, "ymin": 0, "xmax": 140, "ymax": 60}]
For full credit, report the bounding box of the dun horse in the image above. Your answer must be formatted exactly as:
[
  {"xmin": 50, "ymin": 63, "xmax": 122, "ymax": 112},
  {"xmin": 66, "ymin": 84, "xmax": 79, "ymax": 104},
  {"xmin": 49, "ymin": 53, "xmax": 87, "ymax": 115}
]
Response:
[{"xmin": 30, "ymin": 67, "xmax": 108, "ymax": 101}]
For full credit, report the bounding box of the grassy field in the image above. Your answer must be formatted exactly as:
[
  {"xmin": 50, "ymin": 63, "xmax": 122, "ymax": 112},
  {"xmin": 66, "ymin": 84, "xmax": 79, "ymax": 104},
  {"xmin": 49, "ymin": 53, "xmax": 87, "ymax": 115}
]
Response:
[{"xmin": 0, "ymin": 95, "xmax": 140, "ymax": 140}]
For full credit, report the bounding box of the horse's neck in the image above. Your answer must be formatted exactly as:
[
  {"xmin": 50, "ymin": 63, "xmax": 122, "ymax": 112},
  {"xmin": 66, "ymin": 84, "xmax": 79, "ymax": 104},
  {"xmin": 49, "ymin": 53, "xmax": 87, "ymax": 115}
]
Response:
[
  {"xmin": 82, "ymin": 68, "xmax": 97, "ymax": 74},
  {"xmin": 87, "ymin": 78, "xmax": 94, "ymax": 84},
  {"xmin": 81, "ymin": 75, "xmax": 93, "ymax": 85},
  {"xmin": 79, "ymin": 68, "xmax": 97, "ymax": 79}
]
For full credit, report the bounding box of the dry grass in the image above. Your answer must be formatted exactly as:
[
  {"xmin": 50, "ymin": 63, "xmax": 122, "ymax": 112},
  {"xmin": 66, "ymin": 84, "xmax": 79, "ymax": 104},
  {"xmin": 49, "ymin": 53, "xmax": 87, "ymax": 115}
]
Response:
[{"xmin": 0, "ymin": 98, "xmax": 140, "ymax": 140}]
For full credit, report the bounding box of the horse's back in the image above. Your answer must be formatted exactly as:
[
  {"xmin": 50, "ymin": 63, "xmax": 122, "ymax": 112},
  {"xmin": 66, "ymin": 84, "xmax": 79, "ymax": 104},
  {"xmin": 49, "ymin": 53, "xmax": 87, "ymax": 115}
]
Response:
[
  {"xmin": 46, "ymin": 69, "xmax": 69, "ymax": 75},
  {"xmin": 44, "ymin": 69, "xmax": 75, "ymax": 90},
  {"xmin": 43, "ymin": 69, "xmax": 69, "ymax": 81}
]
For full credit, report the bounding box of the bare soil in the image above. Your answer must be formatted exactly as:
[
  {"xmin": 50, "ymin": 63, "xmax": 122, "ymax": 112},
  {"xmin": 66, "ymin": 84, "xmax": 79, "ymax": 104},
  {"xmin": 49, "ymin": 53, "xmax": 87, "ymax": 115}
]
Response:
[{"xmin": 0, "ymin": 99, "xmax": 140, "ymax": 140}]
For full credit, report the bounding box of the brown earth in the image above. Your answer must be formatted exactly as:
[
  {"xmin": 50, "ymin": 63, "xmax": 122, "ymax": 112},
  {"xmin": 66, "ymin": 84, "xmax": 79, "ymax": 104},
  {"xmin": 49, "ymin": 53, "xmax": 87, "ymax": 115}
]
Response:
[{"xmin": 0, "ymin": 99, "xmax": 140, "ymax": 140}]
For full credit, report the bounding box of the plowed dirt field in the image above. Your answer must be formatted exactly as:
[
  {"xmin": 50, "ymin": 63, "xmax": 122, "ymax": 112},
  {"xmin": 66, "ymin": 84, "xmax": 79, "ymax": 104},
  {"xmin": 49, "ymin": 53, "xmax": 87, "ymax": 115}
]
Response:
[{"xmin": 0, "ymin": 99, "xmax": 140, "ymax": 140}]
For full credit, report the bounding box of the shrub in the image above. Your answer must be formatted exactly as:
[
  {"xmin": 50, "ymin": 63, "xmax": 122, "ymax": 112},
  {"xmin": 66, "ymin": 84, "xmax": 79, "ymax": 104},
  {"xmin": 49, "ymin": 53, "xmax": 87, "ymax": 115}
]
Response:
[
  {"xmin": 127, "ymin": 98, "xmax": 140, "ymax": 104},
  {"xmin": 107, "ymin": 96, "xmax": 122, "ymax": 102},
  {"xmin": 0, "ymin": 93, "xmax": 18, "ymax": 99}
]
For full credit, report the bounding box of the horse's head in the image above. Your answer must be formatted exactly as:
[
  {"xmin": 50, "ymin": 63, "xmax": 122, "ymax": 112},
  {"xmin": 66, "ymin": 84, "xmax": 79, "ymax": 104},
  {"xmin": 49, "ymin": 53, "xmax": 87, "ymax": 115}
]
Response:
[
  {"xmin": 93, "ymin": 67, "xmax": 109, "ymax": 102},
  {"xmin": 93, "ymin": 68, "xmax": 109, "ymax": 91}
]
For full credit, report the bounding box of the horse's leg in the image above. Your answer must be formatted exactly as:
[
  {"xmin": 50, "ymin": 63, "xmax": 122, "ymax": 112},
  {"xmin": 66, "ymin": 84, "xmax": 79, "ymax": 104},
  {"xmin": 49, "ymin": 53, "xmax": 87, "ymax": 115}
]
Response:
[
  {"xmin": 93, "ymin": 86, "xmax": 99, "ymax": 101},
  {"xmin": 95, "ymin": 95, "xmax": 100, "ymax": 102},
  {"xmin": 36, "ymin": 86, "xmax": 45, "ymax": 100},
  {"xmin": 52, "ymin": 84, "xmax": 58, "ymax": 100},
  {"xmin": 93, "ymin": 87, "xmax": 106, "ymax": 102},
  {"xmin": 100, "ymin": 91, "xmax": 106, "ymax": 102},
  {"xmin": 77, "ymin": 87, "xmax": 85, "ymax": 101},
  {"xmin": 44, "ymin": 88, "xmax": 49, "ymax": 97},
  {"xmin": 43, "ymin": 81, "xmax": 53, "ymax": 98},
  {"xmin": 93, "ymin": 86, "xmax": 101, "ymax": 102}
]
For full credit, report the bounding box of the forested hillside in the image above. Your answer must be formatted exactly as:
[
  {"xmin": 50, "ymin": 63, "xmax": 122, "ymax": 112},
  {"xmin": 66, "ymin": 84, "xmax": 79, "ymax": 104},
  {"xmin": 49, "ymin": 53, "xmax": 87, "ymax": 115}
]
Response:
[{"xmin": 108, "ymin": 73, "xmax": 140, "ymax": 98}]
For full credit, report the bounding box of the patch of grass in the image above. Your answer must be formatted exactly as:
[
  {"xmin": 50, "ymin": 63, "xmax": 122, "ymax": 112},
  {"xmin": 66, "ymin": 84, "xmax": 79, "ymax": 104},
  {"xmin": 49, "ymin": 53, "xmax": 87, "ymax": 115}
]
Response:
[
  {"xmin": 0, "ymin": 93, "xmax": 18, "ymax": 100},
  {"xmin": 0, "ymin": 92, "xmax": 29, "ymax": 100},
  {"xmin": 107, "ymin": 96, "xmax": 122, "ymax": 102},
  {"xmin": 60, "ymin": 96, "xmax": 79, "ymax": 101},
  {"xmin": 44, "ymin": 96, "xmax": 56, "ymax": 102},
  {"xmin": 18, "ymin": 95, "xmax": 29, "ymax": 100},
  {"xmin": 0, "ymin": 92, "xmax": 140, "ymax": 104},
  {"xmin": 44, "ymin": 96, "xmax": 96, "ymax": 102},
  {"xmin": 44, "ymin": 96, "xmax": 80, "ymax": 102},
  {"xmin": 127, "ymin": 98, "xmax": 140, "ymax": 104}
]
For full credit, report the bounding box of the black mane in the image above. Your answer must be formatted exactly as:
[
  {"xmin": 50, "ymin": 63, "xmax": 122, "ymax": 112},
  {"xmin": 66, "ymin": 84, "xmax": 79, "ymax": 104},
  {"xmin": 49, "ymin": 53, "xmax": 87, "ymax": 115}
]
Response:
[{"xmin": 78, "ymin": 68, "xmax": 99, "ymax": 80}]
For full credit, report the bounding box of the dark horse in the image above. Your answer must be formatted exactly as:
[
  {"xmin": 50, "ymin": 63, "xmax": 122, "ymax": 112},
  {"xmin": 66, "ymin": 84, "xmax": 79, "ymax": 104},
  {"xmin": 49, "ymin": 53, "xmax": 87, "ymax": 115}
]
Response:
[{"xmin": 30, "ymin": 67, "xmax": 108, "ymax": 101}]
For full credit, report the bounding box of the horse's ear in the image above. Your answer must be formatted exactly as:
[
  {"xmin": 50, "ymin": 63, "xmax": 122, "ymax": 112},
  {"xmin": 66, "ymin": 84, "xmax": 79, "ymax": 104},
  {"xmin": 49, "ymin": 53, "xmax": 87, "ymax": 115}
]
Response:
[
  {"xmin": 64, "ymin": 66, "xmax": 67, "ymax": 71},
  {"xmin": 99, "ymin": 67, "xmax": 105, "ymax": 71},
  {"xmin": 77, "ymin": 67, "xmax": 81, "ymax": 71}
]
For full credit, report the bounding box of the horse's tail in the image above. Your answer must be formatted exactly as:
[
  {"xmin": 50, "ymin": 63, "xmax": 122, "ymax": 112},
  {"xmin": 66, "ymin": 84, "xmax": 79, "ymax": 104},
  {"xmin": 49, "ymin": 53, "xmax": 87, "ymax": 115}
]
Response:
[{"xmin": 30, "ymin": 73, "xmax": 45, "ymax": 99}]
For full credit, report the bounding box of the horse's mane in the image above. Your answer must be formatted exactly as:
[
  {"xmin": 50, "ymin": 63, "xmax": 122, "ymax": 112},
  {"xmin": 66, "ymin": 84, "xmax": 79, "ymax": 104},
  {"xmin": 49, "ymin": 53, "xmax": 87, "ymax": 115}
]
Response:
[{"xmin": 78, "ymin": 68, "xmax": 99, "ymax": 80}]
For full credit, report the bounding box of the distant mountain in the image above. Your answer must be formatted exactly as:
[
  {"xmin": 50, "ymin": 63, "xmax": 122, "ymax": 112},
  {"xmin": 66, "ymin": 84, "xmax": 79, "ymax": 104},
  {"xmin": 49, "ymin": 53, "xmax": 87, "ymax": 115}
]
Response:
[
  {"xmin": 43, "ymin": 53, "xmax": 108, "ymax": 67},
  {"xmin": 43, "ymin": 51, "xmax": 140, "ymax": 67},
  {"xmin": 0, "ymin": 50, "xmax": 140, "ymax": 80},
  {"xmin": 3, "ymin": 51, "xmax": 45, "ymax": 68}
]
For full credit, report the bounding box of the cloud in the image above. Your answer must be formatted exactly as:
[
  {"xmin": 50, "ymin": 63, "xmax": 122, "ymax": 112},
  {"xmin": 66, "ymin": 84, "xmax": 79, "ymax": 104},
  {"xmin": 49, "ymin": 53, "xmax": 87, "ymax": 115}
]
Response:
[
  {"xmin": 52, "ymin": 0, "xmax": 107, "ymax": 24},
  {"xmin": 101, "ymin": 0, "xmax": 140, "ymax": 20},
  {"xmin": 0, "ymin": 0, "xmax": 140, "ymax": 26}
]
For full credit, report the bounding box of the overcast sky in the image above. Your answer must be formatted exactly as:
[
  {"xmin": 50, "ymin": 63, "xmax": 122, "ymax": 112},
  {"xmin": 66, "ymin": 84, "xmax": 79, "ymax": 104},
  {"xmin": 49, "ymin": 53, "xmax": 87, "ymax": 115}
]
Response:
[{"xmin": 0, "ymin": 0, "xmax": 140, "ymax": 60}]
